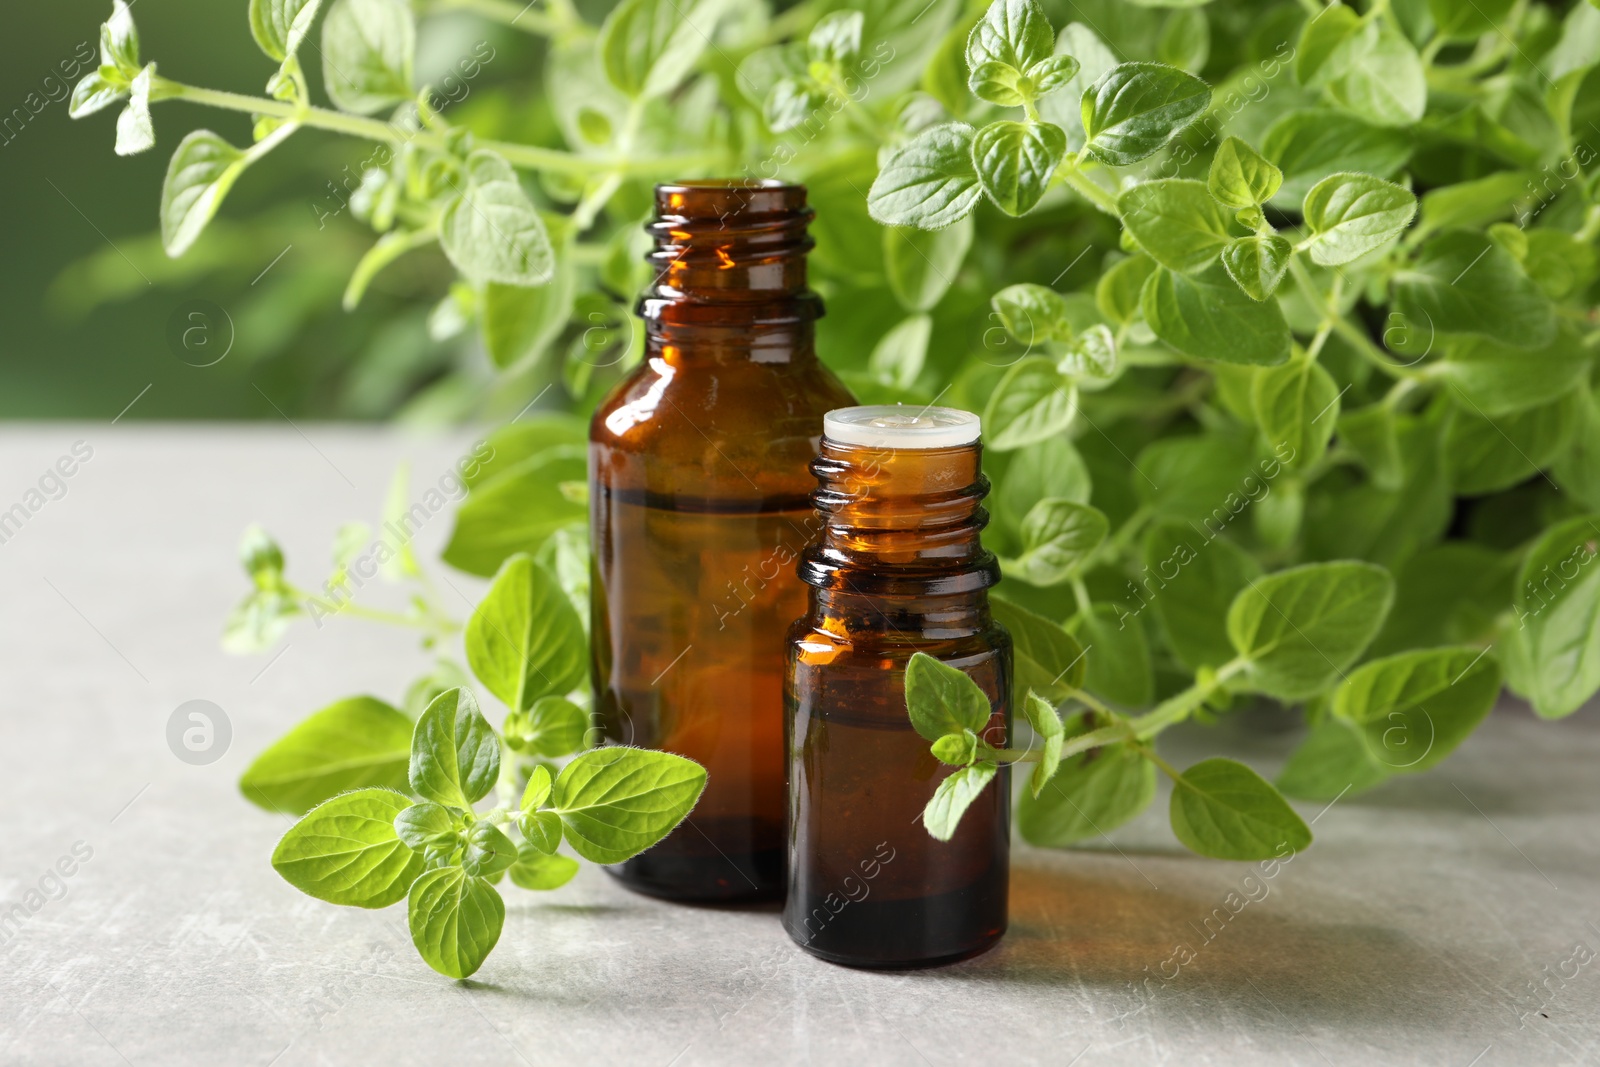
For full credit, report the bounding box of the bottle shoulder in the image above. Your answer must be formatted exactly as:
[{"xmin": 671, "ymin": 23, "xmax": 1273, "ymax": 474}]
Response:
[{"xmin": 590, "ymin": 351, "xmax": 856, "ymax": 497}]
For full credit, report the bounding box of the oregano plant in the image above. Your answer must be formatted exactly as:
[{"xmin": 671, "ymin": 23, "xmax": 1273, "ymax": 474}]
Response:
[{"xmin": 69, "ymin": 0, "xmax": 1600, "ymax": 970}]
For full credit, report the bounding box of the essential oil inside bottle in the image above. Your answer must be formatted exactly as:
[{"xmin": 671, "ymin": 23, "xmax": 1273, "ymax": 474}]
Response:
[
  {"xmin": 784, "ymin": 405, "xmax": 1011, "ymax": 966},
  {"xmin": 589, "ymin": 181, "xmax": 855, "ymax": 902}
]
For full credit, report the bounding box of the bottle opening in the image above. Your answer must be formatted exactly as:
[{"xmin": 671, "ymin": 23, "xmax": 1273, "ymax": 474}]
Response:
[
  {"xmin": 654, "ymin": 180, "xmax": 808, "ymax": 223},
  {"xmin": 823, "ymin": 405, "xmax": 982, "ymax": 449}
]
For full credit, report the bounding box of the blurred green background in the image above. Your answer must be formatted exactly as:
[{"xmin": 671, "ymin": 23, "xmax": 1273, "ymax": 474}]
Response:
[{"xmin": 1, "ymin": 0, "xmax": 548, "ymax": 421}]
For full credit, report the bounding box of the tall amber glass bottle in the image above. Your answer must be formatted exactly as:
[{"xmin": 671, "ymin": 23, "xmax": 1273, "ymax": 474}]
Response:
[
  {"xmin": 589, "ymin": 181, "xmax": 855, "ymax": 902},
  {"xmin": 785, "ymin": 406, "xmax": 1011, "ymax": 966}
]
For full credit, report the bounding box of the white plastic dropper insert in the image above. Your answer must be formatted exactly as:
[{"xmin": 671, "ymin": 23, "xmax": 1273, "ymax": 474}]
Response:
[{"xmin": 822, "ymin": 405, "xmax": 981, "ymax": 449}]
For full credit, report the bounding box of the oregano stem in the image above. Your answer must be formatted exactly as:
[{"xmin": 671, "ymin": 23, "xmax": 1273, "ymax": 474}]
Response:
[
  {"xmin": 1288, "ymin": 255, "xmax": 1421, "ymax": 381},
  {"xmin": 1131, "ymin": 739, "xmax": 1184, "ymax": 782},
  {"xmin": 1057, "ymin": 158, "xmax": 1121, "ymax": 216},
  {"xmin": 154, "ymin": 77, "xmax": 714, "ymax": 177},
  {"xmin": 423, "ymin": 0, "xmax": 578, "ymax": 37},
  {"xmin": 1128, "ymin": 657, "xmax": 1248, "ymax": 738}
]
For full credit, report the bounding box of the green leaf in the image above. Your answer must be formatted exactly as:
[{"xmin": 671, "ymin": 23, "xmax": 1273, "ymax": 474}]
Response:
[
  {"xmin": 440, "ymin": 150, "xmax": 556, "ymax": 288},
  {"xmin": 1057, "ymin": 324, "xmax": 1117, "ymax": 379},
  {"xmin": 867, "ymin": 314, "xmax": 933, "ymax": 389},
  {"xmin": 991, "ymin": 283, "xmax": 1073, "ymax": 346},
  {"xmin": 221, "ymin": 589, "xmax": 300, "ymax": 653},
  {"xmin": 995, "ymin": 435, "xmax": 1091, "ymax": 537},
  {"xmin": 1221, "ymin": 234, "xmax": 1292, "ymax": 301},
  {"xmin": 1141, "ymin": 264, "xmax": 1291, "ymax": 365},
  {"xmin": 1066, "ymin": 603, "xmax": 1155, "ymax": 708},
  {"xmin": 482, "ymin": 247, "xmax": 575, "ymax": 370},
  {"xmin": 407, "ymin": 866, "xmax": 503, "ymax": 979},
  {"xmin": 462, "ymin": 822, "xmax": 519, "ymax": 877},
  {"xmin": 1081, "ymin": 61, "xmax": 1211, "ymax": 166},
  {"xmin": 505, "ymin": 696, "xmax": 591, "ymax": 758},
  {"xmin": 520, "ymin": 762, "xmax": 553, "ymax": 812},
  {"xmin": 1276, "ymin": 717, "xmax": 1389, "ymax": 801},
  {"xmin": 342, "ymin": 229, "xmax": 437, "ymax": 311},
  {"xmin": 966, "ymin": 0, "xmax": 1054, "ymax": 81},
  {"xmin": 1301, "ymin": 173, "xmax": 1416, "ymax": 266},
  {"xmin": 1511, "ymin": 515, "xmax": 1600, "ymax": 719},
  {"xmin": 1169, "ymin": 758, "xmax": 1312, "ymax": 860},
  {"xmin": 1118, "ymin": 179, "xmax": 1233, "ymax": 274},
  {"xmin": 161, "ymin": 129, "xmax": 290, "ymax": 258},
  {"xmin": 442, "ymin": 448, "xmax": 588, "ymax": 575},
  {"xmin": 518, "ymin": 810, "xmax": 564, "ymax": 855},
  {"xmin": 1304, "ymin": 417, "xmax": 1449, "ymax": 571},
  {"xmin": 239, "ymin": 524, "xmax": 286, "ymax": 587},
  {"xmin": 1134, "ymin": 430, "xmax": 1259, "ymax": 523},
  {"xmin": 1095, "ymin": 253, "xmax": 1157, "ymax": 325},
  {"xmin": 1252, "ymin": 358, "xmax": 1341, "ymax": 470},
  {"xmin": 1018, "ymin": 725, "xmax": 1154, "ymax": 844},
  {"xmin": 990, "ymin": 593, "xmax": 1087, "ymax": 700},
  {"xmin": 114, "ymin": 65, "xmax": 154, "ymax": 157},
  {"xmin": 809, "ymin": 10, "xmax": 863, "ymax": 65},
  {"xmin": 1371, "ymin": 543, "xmax": 1512, "ymax": 657},
  {"xmin": 70, "ymin": 70, "xmax": 126, "ymax": 119},
  {"xmin": 100, "ymin": 0, "xmax": 140, "ymax": 73},
  {"xmin": 1020, "ymin": 690, "xmax": 1064, "ymax": 797},
  {"xmin": 1006, "ymin": 499, "xmax": 1108, "ymax": 586},
  {"xmin": 271, "ymin": 788, "xmax": 424, "ymax": 908},
  {"xmin": 923, "ymin": 761, "xmax": 998, "ymax": 841},
  {"xmin": 1332, "ymin": 647, "xmax": 1501, "ymax": 773},
  {"xmin": 393, "ymin": 802, "xmax": 460, "ymax": 852},
  {"xmin": 1445, "ymin": 393, "xmax": 1581, "ymax": 496},
  {"xmin": 1555, "ymin": 388, "xmax": 1600, "ymax": 511},
  {"xmin": 508, "ymin": 845, "xmax": 579, "ymax": 891},
  {"xmin": 971, "ymin": 120, "xmax": 1067, "ymax": 216},
  {"xmin": 1337, "ymin": 404, "xmax": 1404, "ymax": 490},
  {"xmin": 250, "ymin": 0, "xmax": 325, "ymax": 61},
  {"xmin": 599, "ymin": 0, "xmax": 730, "ymax": 100},
  {"xmin": 983, "ymin": 357, "xmax": 1077, "ymax": 451},
  {"xmin": 1142, "ymin": 519, "xmax": 1263, "ymax": 671},
  {"xmin": 466, "ymin": 554, "xmax": 586, "ymax": 712},
  {"xmin": 466, "ymin": 418, "xmax": 588, "ymax": 490},
  {"xmin": 551, "ymin": 748, "xmax": 708, "ymax": 864},
  {"xmin": 1207, "ymin": 137, "xmax": 1282, "ymax": 209},
  {"xmin": 1157, "ymin": 7, "xmax": 1209, "ymax": 73},
  {"xmin": 931, "ymin": 730, "xmax": 980, "ymax": 765},
  {"xmin": 1324, "ymin": 24, "xmax": 1426, "ymax": 128},
  {"xmin": 321, "ymin": 0, "xmax": 414, "ymax": 114},
  {"xmin": 868, "ymin": 122, "xmax": 983, "ymax": 229},
  {"xmin": 1521, "ymin": 230, "xmax": 1599, "ymax": 302},
  {"xmin": 1428, "ymin": 0, "xmax": 1514, "ymax": 41},
  {"xmin": 240, "ymin": 696, "xmax": 414, "ymax": 815},
  {"xmin": 1227, "ymin": 561, "xmax": 1394, "ymax": 700},
  {"xmin": 1435, "ymin": 327, "xmax": 1591, "ymax": 417},
  {"xmin": 1414, "ymin": 171, "xmax": 1531, "ymax": 241},
  {"xmin": 904, "ymin": 651, "xmax": 994, "ymax": 742},
  {"xmin": 1295, "ymin": 2, "xmax": 1362, "ymax": 85},
  {"xmin": 410, "ymin": 688, "xmax": 500, "ymax": 809},
  {"xmin": 1392, "ymin": 230, "xmax": 1556, "ymax": 350},
  {"xmin": 1262, "ymin": 109, "xmax": 1410, "ymax": 204},
  {"xmin": 885, "ymin": 216, "xmax": 973, "ymax": 311}
]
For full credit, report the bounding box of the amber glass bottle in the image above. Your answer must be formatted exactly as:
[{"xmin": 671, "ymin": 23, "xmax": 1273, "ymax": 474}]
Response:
[
  {"xmin": 784, "ymin": 406, "xmax": 1011, "ymax": 966},
  {"xmin": 589, "ymin": 181, "xmax": 855, "ymax": 902}
]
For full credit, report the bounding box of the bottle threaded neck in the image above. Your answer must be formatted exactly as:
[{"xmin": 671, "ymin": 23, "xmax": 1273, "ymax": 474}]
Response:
[
  {"xmin": 798, "ymin": 432, "xmax": 999, "ymax": 598},
  {"xmin": 639, "ymin": 180, "xmax": 821, "ymax": 329}
]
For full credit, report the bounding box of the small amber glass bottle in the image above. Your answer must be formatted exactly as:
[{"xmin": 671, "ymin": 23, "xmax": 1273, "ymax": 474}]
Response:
[
  {"xmin": 589, "ymin": 181, "xmax": 856, "ymax": 902},
  {"xmin": 784, "ymin": 406, "xmax": 1012, "ymax": 966}
]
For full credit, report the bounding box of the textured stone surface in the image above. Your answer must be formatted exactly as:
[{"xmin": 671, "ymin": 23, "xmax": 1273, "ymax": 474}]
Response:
[{"xmin": 0, "ymin": 426, "xmax": 1596, "ymax": 1066}]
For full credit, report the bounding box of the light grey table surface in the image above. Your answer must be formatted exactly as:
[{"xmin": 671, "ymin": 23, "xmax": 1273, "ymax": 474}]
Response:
[{"xmin": 1, "ymin": 425, "xmax": 1596, "ymax": 1067}]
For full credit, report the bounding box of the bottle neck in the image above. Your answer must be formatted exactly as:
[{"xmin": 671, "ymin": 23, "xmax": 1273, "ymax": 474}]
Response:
[
  {"xmin": 637, "ymin": 181, "xmax": 824, "ymax": 349},
  {"xmin": 799, "ymin": 437, "xmax": 1000, "ymax": 601}
]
